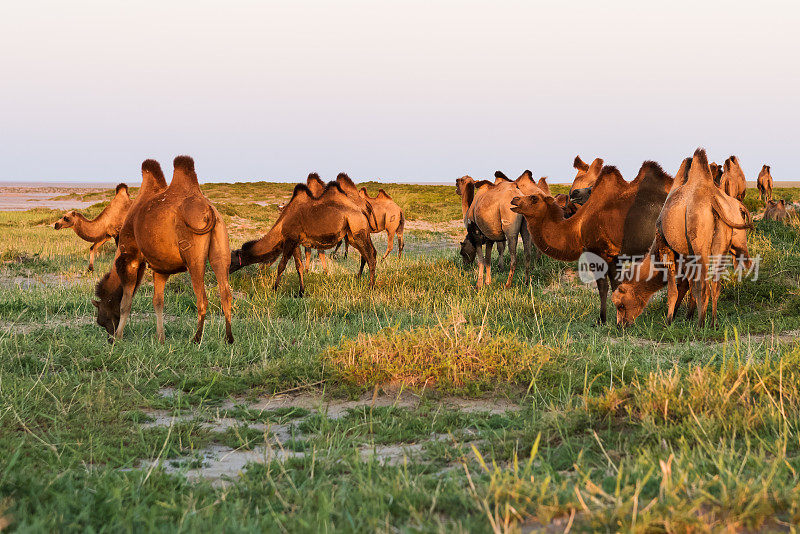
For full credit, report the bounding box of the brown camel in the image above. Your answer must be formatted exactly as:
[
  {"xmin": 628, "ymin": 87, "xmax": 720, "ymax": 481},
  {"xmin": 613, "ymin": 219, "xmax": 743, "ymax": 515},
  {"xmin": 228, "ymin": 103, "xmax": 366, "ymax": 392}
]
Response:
[
  {"xmin": 764, "ymin": 199, "xmax": 788, "ymax": 221},
  {"xmin": 569, "ymin": 156, "xmax": 604, "ymax": 198},
  {"xmin": 359, "ymin": 187, "xmax": 405, "ymax": 260},
  {"xmin": 511, "ymin": 160, "xmax": 674, "ymax": 323},
  {"xmin": 757, "ymin": 165, "xmax": 773, "ymax": 204},
  {"xmin": 464, "ymin": 171, "xmax": 540, "ymax": 288},
  {"xmin": 554, "ymin": 194, "xmax": 580, "ymax": 218},
  {"xmin": 54, "ymin": 183, "xmax": 132, "ymax": 271},
  {"xmin": 94, "ymin": 157, "xmax": 233, "ymax": 344},
  {"xmin": 650, "ymin": 149, "xmax": 753, "ymax": 327},
  {"xmin": 229, "ymin": 181, "xmax": 377, "ymax": 295},
  {"xmin": 718, "ymin": 155, "xmax": 747, "ymax": 201},
  {"xmin": 457, "ymin": 175, "xmax": 506, "ymax": 268}
]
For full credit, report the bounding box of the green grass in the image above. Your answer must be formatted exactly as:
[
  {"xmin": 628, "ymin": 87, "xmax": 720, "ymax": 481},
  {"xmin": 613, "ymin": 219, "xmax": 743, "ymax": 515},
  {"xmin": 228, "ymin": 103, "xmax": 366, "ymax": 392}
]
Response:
[{"xmin": 1, "ymin": 185, "xmax": 800, "ymax": 532}]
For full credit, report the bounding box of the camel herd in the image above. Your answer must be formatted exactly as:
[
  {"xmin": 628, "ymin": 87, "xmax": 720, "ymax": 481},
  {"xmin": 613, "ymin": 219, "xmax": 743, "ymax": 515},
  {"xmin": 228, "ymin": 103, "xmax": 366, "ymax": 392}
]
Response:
[{"xmin": 53, "ymin": 151, "xmax": 794, "ymax": 342}]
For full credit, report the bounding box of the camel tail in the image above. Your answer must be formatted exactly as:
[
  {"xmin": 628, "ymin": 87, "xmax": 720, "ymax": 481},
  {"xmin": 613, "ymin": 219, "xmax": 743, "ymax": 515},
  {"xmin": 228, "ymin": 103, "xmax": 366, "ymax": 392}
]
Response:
[
  {"xmin": 712, "ymin": 196, "xmax": 753, "ymax": 230},
  {"xmin": 186, "ymin": 214, "xmax": 216, "ymax": 235}
]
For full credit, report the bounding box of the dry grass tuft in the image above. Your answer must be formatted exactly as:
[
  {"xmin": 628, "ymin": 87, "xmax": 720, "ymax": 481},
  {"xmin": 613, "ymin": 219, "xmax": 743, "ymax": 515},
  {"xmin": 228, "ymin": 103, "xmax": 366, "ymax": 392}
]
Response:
[{"xmin": 325, "ymin": 324, "xmax": 554, "ymax": 392}]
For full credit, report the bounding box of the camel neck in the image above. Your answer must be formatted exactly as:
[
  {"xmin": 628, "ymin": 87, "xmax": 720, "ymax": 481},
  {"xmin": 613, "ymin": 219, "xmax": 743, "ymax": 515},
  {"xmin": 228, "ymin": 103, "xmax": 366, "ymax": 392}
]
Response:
[
  {"xmin": 72, "ymin": 213, "xmax": 107, "ymax": 241},
  {"xmin": 529, "ymin": 205, "xmax": 584, "ymax": 261},
  {"xmin": 627, "ymin": 254, "xmax": 667, "ymax": 302}
]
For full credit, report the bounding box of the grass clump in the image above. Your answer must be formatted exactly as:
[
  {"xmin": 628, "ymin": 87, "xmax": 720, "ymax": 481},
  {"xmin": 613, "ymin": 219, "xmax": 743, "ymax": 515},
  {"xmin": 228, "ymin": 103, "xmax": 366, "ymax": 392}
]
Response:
[{"xmin": 325, "ymin": 324, "xmax": 554, "ymax": 392}]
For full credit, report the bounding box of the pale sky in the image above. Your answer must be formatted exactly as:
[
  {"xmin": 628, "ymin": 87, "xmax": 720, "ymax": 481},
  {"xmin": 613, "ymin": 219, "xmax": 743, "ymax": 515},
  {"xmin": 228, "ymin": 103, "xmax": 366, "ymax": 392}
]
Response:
[{"xmin": 1, "ymin": 0, "xmax": 797, "ymax": 184}]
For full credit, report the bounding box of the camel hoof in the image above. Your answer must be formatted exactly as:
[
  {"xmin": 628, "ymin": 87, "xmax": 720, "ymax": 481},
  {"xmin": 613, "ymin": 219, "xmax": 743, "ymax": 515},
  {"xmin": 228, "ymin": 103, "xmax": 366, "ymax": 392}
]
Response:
[
  {"xmin": 88, "ymin": 266, "xmax": 94, "ymax": 272},
  {"xmin": 226, "ymin": 334, "xmax": 234, "ymax": 344}
]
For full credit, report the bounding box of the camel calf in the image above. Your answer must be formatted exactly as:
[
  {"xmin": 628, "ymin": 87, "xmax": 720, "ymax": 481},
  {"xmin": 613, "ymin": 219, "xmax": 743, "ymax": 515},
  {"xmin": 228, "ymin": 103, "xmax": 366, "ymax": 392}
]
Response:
[{"xmin": 54, "ymin": 183, "xmax": 132, "ymax": 271}]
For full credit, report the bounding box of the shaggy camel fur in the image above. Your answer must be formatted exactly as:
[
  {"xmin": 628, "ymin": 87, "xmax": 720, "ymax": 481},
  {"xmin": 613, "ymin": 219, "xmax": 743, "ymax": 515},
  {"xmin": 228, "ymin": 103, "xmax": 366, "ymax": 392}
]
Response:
[
  {"xmin": 757, "ymin": 165, "xmax": 773, "ymax": 204},
  {"xmin": 710, "ymin": 162, "xmax": 723, "ymax": 186},
  {"xmin": 94, "ymin": 157, "xmax": 233, "ymax": 344},
  {"xmin": 229, "ymin": 181, "xmax": 377, "ymax": 295},
  {"xmin": 569, "ymin": 156, "xmax": 604, "ymax": 198},
  {"xmin": 359, "ymin": 187, "xmax": 405, "ymax": 260},
  {"xmin": 764, "ymin": 199, "xmax": 788, "ymax": 221},
  {"xmin": 464, "ymin": 171, "xmax": 542, "ymax": 288},
  {"xmin": 511, "ymin": 161, "xmax": 673, "ymax": 323},
  {"xmin": 655, "ymin": 149, "xmax": 753, "ymax": 327},
  {"xmin": 719, "ymin": 156, "xmax": 747, "ymax": 201},
  {"xmin": 54, "ymin": 184, "xmax": 132, "ymax": 271}
]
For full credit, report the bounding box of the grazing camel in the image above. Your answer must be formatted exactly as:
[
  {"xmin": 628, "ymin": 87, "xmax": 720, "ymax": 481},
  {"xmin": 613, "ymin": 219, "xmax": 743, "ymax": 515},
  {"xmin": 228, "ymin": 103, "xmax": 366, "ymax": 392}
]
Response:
[
  {"xmin": 764, "ymin": 199, "xmax": 788, "ymax": 221},
  {"xmin": 569, "ymin": 156, "xmax": 604, "ymax": 199},
  {"xmin": 464, "ymin": 171, "xmax": 540, "ymax": 288},
  {"xmin": 359, "ymin": 187, "xmax": 405, "ymax": 260},
  {"xmin": 457, "ymin": 175, "xmax": 506, "ymax": 268},
  {"xmin": 757, "ymin": 165, "xmax": 773, "ymax": 204},
  {"xmin": 511, "ymin": 161, "xmax": 673, "ymax": 323},
  {"xmin": 54, "ymin": 184, "xmax": 132, "ymax": 271},
  {"xmin": 229, "ymin": 181, "xmax": 377, "ymax": 295},
  {"xmin": 94, "ymin": 157, "xmax": 233, "ymax": 344},
  {"xmin": 718, "ymin": 156, "xmax": 747, "ymax": 201},
  {"xmin": 652, "ymin": 149, "xmax": 753, "ymax": 327},
  {"xmin": 328, "ymin": 173, "xmax": 378, "ymax": 260}
]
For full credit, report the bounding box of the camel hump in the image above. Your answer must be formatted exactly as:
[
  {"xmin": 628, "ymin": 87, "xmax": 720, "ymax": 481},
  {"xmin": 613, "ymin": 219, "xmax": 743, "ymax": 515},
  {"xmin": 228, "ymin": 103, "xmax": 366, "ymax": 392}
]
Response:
[
  {"xmin": 115, "ymin": 183, "xmax": 129, "ymax": 195},
  {"xmin": 377, "ymin": 189, "xmax": 391, "ymax": 200},
  {"xmin": 180, "ymin": 195, "xmax": 215, "ymax": 234}
]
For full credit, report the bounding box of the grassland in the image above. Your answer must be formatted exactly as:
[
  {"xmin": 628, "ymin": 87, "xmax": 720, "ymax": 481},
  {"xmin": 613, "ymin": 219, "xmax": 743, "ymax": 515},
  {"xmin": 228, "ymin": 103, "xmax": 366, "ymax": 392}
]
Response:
[{"xmin": 1, "ymin": 182, "xmax": 800, "ymax": 532}]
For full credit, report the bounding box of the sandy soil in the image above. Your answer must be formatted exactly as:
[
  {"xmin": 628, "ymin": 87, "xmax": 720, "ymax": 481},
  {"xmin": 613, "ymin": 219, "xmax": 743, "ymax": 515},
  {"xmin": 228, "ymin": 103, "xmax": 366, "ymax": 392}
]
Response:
[{"xmin": 0, "ymin": 186, "xmax": 105, "ymax": 211}]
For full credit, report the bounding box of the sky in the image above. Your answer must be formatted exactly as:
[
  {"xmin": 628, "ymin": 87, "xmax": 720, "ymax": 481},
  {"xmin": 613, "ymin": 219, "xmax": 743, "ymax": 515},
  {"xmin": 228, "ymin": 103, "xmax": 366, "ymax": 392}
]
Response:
[{"xmin": 1, "ymin": 0, "xmax": 797, "ymax": 184}]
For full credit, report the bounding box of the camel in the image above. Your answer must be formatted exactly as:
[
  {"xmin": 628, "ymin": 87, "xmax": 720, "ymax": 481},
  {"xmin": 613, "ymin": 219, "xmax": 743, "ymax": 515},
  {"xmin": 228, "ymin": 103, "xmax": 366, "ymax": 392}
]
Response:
[
  {"xmin": 718, "ymin": 156, "xmax": 747, "ymax": 201},
  {"xmin": 300, "ymin": 172, "xmax": 333, "ymax": 272},
  {"xmin": 569, "ymin": 156, "xmax": 604, "ymax": 199},
  {"xmin": 511, "ymin": 160, "xmax": 674, "ymax": 323},
  {"xmin": 54, "ymin": 183, "xmax": 132, "ymax": 271},
  {"xmin": 93, "ymin": 157, "xmax": 233, "ymax": 344},
  {"xmin": 457, "ymin": 175, "xmax": 506, "ymax": 268},
  {"xmin": 764, "ymin": 199, "xmax": 788, "ymax": 221},
  {"xmin": 757, "ymin": 165, "xmax": 773, "ymax": 204},
  {"xmin": 554, "ymin": 194, "xmax": 580, "ymax": 218},
  {"xmin": 650, "ymin": 149, "xmax": 753, "ymax": 327},
  {"xmin": 229, "ymin": 181, "xmax": 377, "ymax": 295},
  {"xmin": 464, "ymin": 171, "xmax": 542, "ymax": 288},
  {"xmin": 359, "ymin": 187, "xmax": 405, "ymax": 260}
]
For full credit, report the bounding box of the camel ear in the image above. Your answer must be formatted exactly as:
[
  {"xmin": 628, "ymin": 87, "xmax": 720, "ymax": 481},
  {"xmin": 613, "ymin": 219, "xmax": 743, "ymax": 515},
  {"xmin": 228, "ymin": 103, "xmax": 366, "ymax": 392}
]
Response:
[
  {"xmin": 573, "ymin": 156, "xmax": 589, "ymax": 172},
  {"xmin": 589, "ymin": 158, "xmax": 604, "ymax": 175},
  {"xmin": 91, "ymin": 299, "xmax": 100, "ymax": 308}
]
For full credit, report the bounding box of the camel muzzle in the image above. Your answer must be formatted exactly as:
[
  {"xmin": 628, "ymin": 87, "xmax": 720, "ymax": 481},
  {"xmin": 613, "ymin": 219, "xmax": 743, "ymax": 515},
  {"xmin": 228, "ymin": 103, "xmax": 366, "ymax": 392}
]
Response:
[{"xmin": 54, "ymin": 222, "xmax": 61, "ymax": 229}]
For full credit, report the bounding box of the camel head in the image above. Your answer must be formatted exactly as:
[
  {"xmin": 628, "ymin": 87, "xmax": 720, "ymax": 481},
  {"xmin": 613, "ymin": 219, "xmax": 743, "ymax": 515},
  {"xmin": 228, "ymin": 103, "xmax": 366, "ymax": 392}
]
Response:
[
  {"xmin": 570, "ymin": 156, "xmax": 603, "ymax": 194},
  {"xmin": 456, "ymin": 175, "xmax": 473, "ymax": 196},
  {"xmin": 460, "ymin": 237, "xmax": 476, "ymax": 264},
  {"xmin": 54, "ymin": 210, "xmax": 78, "ymax": 230},
  {"xmin": 510, "ymin": 193, "xmax": 549, "ymax": 218},
  {"xmin": 569, "ymin": 187, "xmax": 592, "ymax": 205},
  {"xmin": 611, "ymin": 284, "xmax": 648, "ymax": 326},
  {"xmin": 554, "ymin": 194, "xmax": 579, "ymax": 217},
  {"xmin": 92, "ymin": 273, "xmax": 121, "ymax": 338}
]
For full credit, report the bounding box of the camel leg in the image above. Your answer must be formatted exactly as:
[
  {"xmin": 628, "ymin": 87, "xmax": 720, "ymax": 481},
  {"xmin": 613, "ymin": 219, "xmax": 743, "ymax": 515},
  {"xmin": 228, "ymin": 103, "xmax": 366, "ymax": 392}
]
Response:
[
  {"xmin": 152, "ymin": 271, "xmax": 168, "ymax": 343},
  {"xmin": 381, "ymin": 228, "xmax": 395, "ymax": 261},
  {"xmin": 484, "ymin": 241, "xmax": 494, "ymax": 285},
  {"xmin": 595, "ymin": 272, "xmax": 610, "ymax": 324},
  {"xmin": 304, "ymin": 247, "xmax": 312, "ymax": 271},
  {"xmin": 496, "ymin": 240, "xmax": 506, "ymax": 271},
  {"xmin": 349, "ymin": 230, "xmax": 377, "ymax": 288},
  {"xmin": 319, "ymin": 250, "xmax": 329, "ymax": 274},
  {"xmin": 690, "ymin": 258, "xmax": 710, "ymax": 327},
  {"xmin": 709, "ymin": 279, "xmax": 721, "ymax": 328},
  {"xmin": 185, "ymin": 261, "xmax": 208, "ymax": 344},
  {"xmin": 208, "ymin": 229, "xmax": 234, "ymax": 344},
  {"xmin": 88, "ymin": 237, "xmax": 111, "ymax": 272},
  {"xmin": 273, "ymin": 247, "xmax": 293, "ymax": 291},
  {"xmin": 474, "ymin": 239, "xmax": 487, "ymax": 289},
  {"xmin": 293, "ymin": 247, "xmax": 305, "ymax": 297},
  {"xmin": 398, "ymin": 230, "xmax": 404, "ymax": 259}
]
